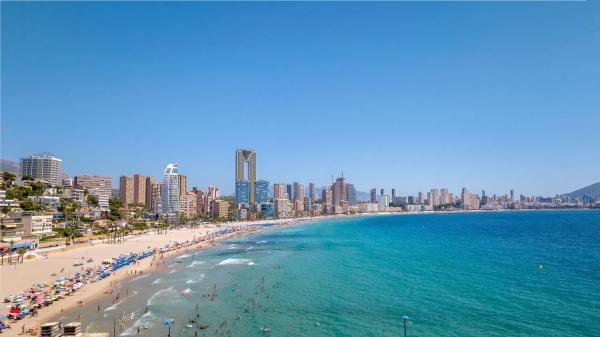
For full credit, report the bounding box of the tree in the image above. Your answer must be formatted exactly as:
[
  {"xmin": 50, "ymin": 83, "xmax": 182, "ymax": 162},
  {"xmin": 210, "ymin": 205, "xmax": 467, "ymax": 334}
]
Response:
[
  {"xmin": 7, "ymin": 240, "xmax": 15, "ymax": 265},
  {"xmin": 2, "ymin": 172, "xmax": 16, "ymax": 187},
  {"xmin": 16, "ymin": 247, "xmax": 26, "ymax": 263},
  {"xmin": 87, "ymin": 194, "xmax": 99, "ymax": 207},
  {"xmin": 1, "ymin": 206, "xmax": 10, "ymax": 214},
  {"xmin": 21, "ymin": 174, "xmax": 35, "ymax": 181}
]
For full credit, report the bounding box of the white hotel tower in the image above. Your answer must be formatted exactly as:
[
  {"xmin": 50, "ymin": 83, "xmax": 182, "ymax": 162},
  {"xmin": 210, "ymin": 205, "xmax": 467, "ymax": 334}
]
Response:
[{"xmin": 160, "ymin": 163, "xmax": 180, "ymax": 221}]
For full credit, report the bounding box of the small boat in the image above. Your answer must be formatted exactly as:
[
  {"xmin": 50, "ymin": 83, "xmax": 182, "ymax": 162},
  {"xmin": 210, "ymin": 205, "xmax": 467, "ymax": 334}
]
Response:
[{"xmin": 261, "ymin": 325, "xmax": 271, "ymax": 333}]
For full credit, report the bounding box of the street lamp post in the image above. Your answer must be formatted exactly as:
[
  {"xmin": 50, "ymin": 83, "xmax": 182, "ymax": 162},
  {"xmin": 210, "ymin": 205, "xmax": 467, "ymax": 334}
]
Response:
[{"xmin": 402, "ymin": 315, "xmax": 411, "ymax": 337}]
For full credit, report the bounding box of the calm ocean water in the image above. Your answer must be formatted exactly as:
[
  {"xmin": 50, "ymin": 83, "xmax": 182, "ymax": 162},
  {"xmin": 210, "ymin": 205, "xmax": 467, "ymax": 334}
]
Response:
[{"xmin": 64, "ymin": 210, "xmax": 600, "ymax": 337}]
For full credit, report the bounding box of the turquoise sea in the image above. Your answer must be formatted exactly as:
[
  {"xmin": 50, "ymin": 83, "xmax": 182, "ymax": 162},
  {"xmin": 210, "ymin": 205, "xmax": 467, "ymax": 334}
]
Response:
[{"xmin": 64, "ymin": 210, "xmax": 600, "ymax": 337}]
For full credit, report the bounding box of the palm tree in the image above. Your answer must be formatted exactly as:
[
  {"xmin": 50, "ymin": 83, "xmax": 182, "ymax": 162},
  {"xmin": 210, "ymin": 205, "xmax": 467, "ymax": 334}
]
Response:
[
  {"xmin": 16, "ymin": 247, "xmax": 26, "ymax": 263},
  {"xmin": 7, "ymin": 240, "xmax": 14, "ymax": 265}
]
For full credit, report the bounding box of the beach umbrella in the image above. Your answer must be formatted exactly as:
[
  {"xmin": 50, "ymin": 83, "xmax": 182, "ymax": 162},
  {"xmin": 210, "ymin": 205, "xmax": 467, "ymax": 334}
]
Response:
[{"xmin": 164, "ymin": 319, "xmax": 175, "ymax": 337}]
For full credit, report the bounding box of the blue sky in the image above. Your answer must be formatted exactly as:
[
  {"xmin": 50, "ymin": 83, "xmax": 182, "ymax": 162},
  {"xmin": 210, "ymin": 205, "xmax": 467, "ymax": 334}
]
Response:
[{"xmin": 2, "ymin": 2, "xmax": 599, "ymax": 196}]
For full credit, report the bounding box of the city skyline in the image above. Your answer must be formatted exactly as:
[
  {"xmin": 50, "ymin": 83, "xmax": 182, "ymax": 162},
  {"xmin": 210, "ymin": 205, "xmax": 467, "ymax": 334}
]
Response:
[{"xmin": 2, "ymin": 2, "xmax": 599, "ymax": 196}]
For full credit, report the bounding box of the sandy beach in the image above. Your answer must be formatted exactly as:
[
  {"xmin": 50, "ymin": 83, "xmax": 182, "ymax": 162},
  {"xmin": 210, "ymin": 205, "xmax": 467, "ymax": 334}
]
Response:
[{"xmin": 0, "ymin": 216, "xmax": 331, "ymax": 337}]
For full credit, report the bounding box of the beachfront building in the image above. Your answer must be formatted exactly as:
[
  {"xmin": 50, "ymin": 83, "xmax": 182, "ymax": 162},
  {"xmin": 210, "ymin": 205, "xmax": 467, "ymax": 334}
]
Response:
[
  {"xmin": 273, "ymin": 198, "xmax": 290, "ymax": 219},
  {"xmin": 0, "ymin": 190, "xmax": 21, "ymax": 212},
  {"xmin": 235, "ymin": 148, "xmax": 256, "ymax": 204},
  {"xmin": 346, "ymin": 184, "xmax": 357, "ymax": 205},
  {"xmin": 179, "ymin": 192, "xmax": 197, "ymax": 219},
  {"xmin": 309, "ymin": 182, "xmax": 316, "ymax": 202},
  {"xmin": 322, "ymin": 185, "xmax": 333, "ymax": 213},
  {"xmin": 370, "ymin": 188, "xmax": 377, "ymax": 203},
  {"xmin": 260, "ymin": 203, "xmax": 273, "ymax": 219},
  {"xmin": 235, "ymin": 181, "xmax": 250, "ymax": 205},
  {"xmin": 20, "ymin": 153, "xmax": 62, "ymax": 186},
  {"xmin": 333, "ymin": 177, "xmax": 347, "ymax": 206},
  {"xmin": 73, "ymin": 175, "xmax": 112, "ymax": 210},
  {"xmin": 145, "ymin": 176, "xmax": 156, "ymax": 211},
  {"xmin": 255, "ymin": 180, "xmax": 270, "ymax": 203},
  {"xmin": 0, "ymin": 213, "xmax": 24, "ymax": 240},
  {"xmin": 21, "ymin": 213, "xmax": 53, "ymax": 237},
  {"xmin": 358, "ymin": 202, "xmax": 379, "ymax": 213},
  {"xmin": 211, "ymin": 199, "xmax": 229, "ymax": 218},
  {"xmin": 378, "ymin": 194, "xmax": 391, "ymax": 211},
  {"xmin": 273, "ymin": 183, "xmax": 287, "ymax": 199},
  {"xmin": 160, "ymin": 163, "xmax": 180, "ymax": 221}
]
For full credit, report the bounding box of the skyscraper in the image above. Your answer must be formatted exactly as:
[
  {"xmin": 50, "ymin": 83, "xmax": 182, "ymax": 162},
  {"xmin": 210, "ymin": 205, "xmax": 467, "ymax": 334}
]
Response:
[
  {"xmin": 309, "ymin": 183, "xmax": 316, "ymax": 202},
  {"xmin": 440, "ymin": 188, "xmax": 449, "ymax": 205},
  {"xmin": 370, "ymin": 188, "xmax": 377, "ymax": 203},
  {"xmin": 293, "ymin": 182, "xmax": 304, "ymax": 202},
  {"xmin": 235, "ymin": 181, "xmax": 250, "ymax": 205},
  {"xmin": 391, "ymin": 188, "xmax": 396, "ymax": 203},
  {"xmin": 255, "ymin": 180, "xmax": 270, "ymax": 203},
  {"xmin": 461, "ymin": 187, "xmax": 469, "ymax": 209},
  {"xmin": 160, "ymin": 163, "xmax": 180, "ymax": 219},
  {"xmin": 286, "ymin": 184, "xmax": 293, "ymax": 202},
  {"xmin": 179, "ymin": 175, "xmax": 188, "ymax": 195},
  {"xmin": 20, "ymin": 153, "xmax": 62, "ymax": 186},
  {"xmin": 273, "ymin": 183, "xmax": 286, "ymax": 199},
  {"xmin": 235, "ymin": 149, "xmax": 256, "ymax": 204},
  {"xmin": 332, "ymin": 177, "xmax": 347, "ymax": 206},
  {"xmin": 145, "ymin": 176, "xmax": 156, "ymax": 211},
  {"xmin": 74, "ymin": 175, "xmax": 112, "ymax": 210},
  {"xmin": 133, "ymin": 174, "xmax": 146, "ymax": 205},
  {"xmin": 346, "ymin": 183, "xmax": 357, "ymax": 205},
  {"xmin": 119, "ymin": 176, "xmax": 134, "ymax": 204}
]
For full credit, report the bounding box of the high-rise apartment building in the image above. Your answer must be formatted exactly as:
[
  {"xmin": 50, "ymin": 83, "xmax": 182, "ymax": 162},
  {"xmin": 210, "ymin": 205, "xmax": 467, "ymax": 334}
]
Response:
[
  {"xmin": 235, "ymin": 181, "xmax": 250, "ymax": 205},
  {"xmin": 332, "ymin": 177, "xmax": 347, "ymax": 206},
  {"xmin": 440, "ymin": 188, "xmax": 449, "ymax": 205},
  {"xmin": 74, "ymin": 175, "xmax": 112, "ymax": 210},
  {"xmin": 235, "ymin": 149, "xmax": 256, "ymax": 204},
  {"xmin": 255, "ymin": 180, "xmax": 270, "ymax": 203},
  {"xmin": 417, "ymin": 192, "xmax": 424, "ymax": 204},
  {"xmin": 20, "ymin": 153, "xmax": 62, "ymax": 186},
  {"xmin": 322, "ymin": 185, "xmax": 333, "ymax": 212},
  {"xmin": 391, "ymin": 188, "xmax": 396, "ymax": 202},
  {"xmin": 133, "ymin": 174, "xmax": 146, "ymax": 205},
  {"xmin": 286, "ymin": 184, "xmax": 293, "ymax": 202},
  {"xmin": 273, "ymin": 183, "xmax": 287, "ymax": 199},
  {"xmin": 309, "ymin": 183, "xmax": 316, "ymax": 202},
  {"xmin": 293, "ymin": 182, "xmax": 304, "ymax": 202},
  {"xmin": 211, "ymin": 199, "xmax": 229, "ymax": 218},
  {"xmin": 119, "ymin": 176, "xmax": 134, "ymax": 204},
  {"xmin": 179, "ymin": 192, "xmax": 197, "ymax": 218},
  {"xmin": 346, "ymin": 183, "xmax": 357, "ymax": 205},
  {"xmin": 145, "ymin": 176, "xmax": 156, "ymax": 211},
  {"xmin": 430, "ymin": 188, "xmax": 440, "ymax": 207},
  {"xmin": 273, "ymin": 198, "xmax": 290, "ymax": 219},
  {"xmin": 160, "ymin": 163, "xmax": 180, "ymax": 219},
  {"xmin": 179, "ymin": 175, "xmax": 187, "ymax": 195},
  {"xmin": 370, "ymin": 188, "xmax": 377, "ymax": 203},
  {"xmin": 120, "ymin": 174, "xmax": 147, "ymax": 206}
]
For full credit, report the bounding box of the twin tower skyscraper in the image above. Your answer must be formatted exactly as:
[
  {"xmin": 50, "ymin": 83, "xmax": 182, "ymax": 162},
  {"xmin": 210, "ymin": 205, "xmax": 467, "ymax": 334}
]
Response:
[{"xmin": 235, "ymin": 148, "xmax": 257, "ymax": 205}]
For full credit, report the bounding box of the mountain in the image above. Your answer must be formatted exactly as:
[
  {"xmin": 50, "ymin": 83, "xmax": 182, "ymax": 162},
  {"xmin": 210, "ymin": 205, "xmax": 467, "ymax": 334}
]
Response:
[
  {"xmin": 566, "ymin": 182, "xmax": 600, "ymax": 199},
  {"xmin": 0, "ymin": 159, "xmax": 19, "ymax": 174}
]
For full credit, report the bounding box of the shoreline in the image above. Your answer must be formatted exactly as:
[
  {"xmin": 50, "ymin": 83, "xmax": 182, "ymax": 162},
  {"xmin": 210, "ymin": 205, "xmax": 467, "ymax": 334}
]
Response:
[
  {"xmin": 2, "ymin": 209, "xmax": 597, "ymax": 336},
  {"xmin": 0, "ymin": 215, "xmax": 343, "ymax": 337}
]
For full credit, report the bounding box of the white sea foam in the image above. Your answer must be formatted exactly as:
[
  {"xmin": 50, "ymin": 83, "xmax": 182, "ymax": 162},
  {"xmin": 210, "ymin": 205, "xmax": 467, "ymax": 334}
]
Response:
[
  {"xmin": 147, "ymin": 286, "xmax": 175, "ymax": 306},
  {"xmin": 227, "ymin": 244, "xmax": 238, "ymax": 249},
  {"xmin": 152, "ymin": 278, "xmax": 162, "ymax": 284},
  {"xmin": 185, "ymin": 274, "xmax": 205, "ymax": 284},
  {"xmin": 176, "ymin": 253, "xmax": 191, "ymax": 259},
  {"xmin": 217, "ymin": 258, "xmax": 254, "ymax": 266},
  {"xmin": 169, "ymin": 269, "xmax": 176, "ymax": 274},
  {"xmin": 186, "ymin": 260, "xmax": 204, "ymax": 268},
  {"xmin": 120, "ymin": 311, "xmax": 155, "ymax": 336},
  {"xmin": 104, "ymin": 298, "xmax": 125, "ymax": 312},
  {"xmin": 130, "ymin": 274, "xmax": 149, "ymax": 282}
]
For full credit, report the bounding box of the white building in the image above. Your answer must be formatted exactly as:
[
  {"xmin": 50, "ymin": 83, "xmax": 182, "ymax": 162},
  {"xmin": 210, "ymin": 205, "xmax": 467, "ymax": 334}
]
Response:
[
  {"xmin": 22, "ymin": 213, "xmax": 53, "ymax": 237},
  {"xmin": 358, "ymin": 202, "xmax": 379, "ymax": 213},
  {"xmin": 378, "ymin": 195, "xmax": 391, "ymax": 211},
  {"xmin": 273, "ymin": 198, "xmax": 290, "ymax": 219},
  {"xmin": 160, "ymin": 163, "xmax": 180, "ymax": 221},
  {"xmin": 20, "ymin": 153, "xmax": 63, "ymax": 186}
]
